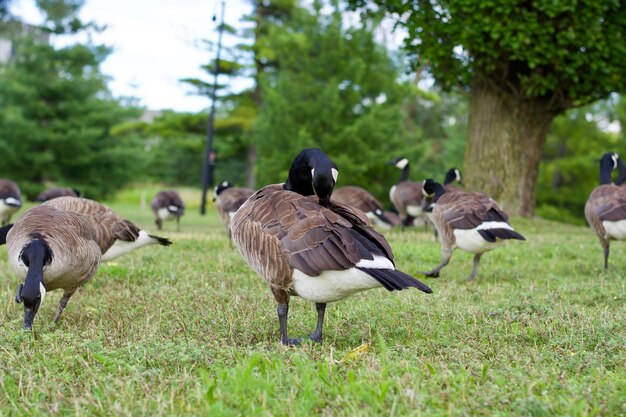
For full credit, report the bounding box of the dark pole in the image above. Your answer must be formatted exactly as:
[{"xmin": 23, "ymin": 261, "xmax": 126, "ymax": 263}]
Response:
[{"xmin": 200, "ymin": 0, "xmax": 226, "ymax": 215}]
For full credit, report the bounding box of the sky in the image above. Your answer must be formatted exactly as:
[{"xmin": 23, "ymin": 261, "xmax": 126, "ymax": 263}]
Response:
[{"xmin": 10, "ymin": 0, "xmax": 252, "ymax": 112}]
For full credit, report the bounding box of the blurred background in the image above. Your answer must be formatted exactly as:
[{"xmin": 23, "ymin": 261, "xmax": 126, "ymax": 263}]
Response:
[{"xmin": 0, "ymin": 0, "xmax": 624, "ymax": 224}]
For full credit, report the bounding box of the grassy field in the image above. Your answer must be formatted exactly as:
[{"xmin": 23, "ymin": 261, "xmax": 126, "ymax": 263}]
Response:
[{"xmin": 0, "ymin": 186, "xmax": 624, "ymax": 416}]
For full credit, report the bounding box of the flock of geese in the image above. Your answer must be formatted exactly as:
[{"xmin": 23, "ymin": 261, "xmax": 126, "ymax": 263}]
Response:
[{"xmin": 0, "ymin": 149, "xmax": 623, "ymax": 345}]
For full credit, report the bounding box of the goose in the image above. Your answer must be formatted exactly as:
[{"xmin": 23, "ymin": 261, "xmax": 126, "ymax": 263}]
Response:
[
  {"xmin": 443, "ymin": 168, "xmax": 464, "ymax": 193},
  {"xmin": 421, "ymin": 179, "xmax": 525, "ymax": 282},
  {"xmin": 0, "ymin": 179, "xmax": 22, "ymax": 226},
  {"xmin": 231, "ymin": 148, "xmax": 432, "ymax": 346},
  {"xmin": 8, "ymin": 204, "xmax": 103, "ymax": 329},
  {"xmin": 388, "ymin": 157, "xmax": 425, "ymax": 226},
  {"xmin": 35, "ymin": 187, "xmax": 81, "ymax": 202},
  {"xmin": 331, "ymin": 186, "xmax": 395, "ymax": 229},
  {"xmin": 44, "ymin": 196, "xmax": 171, "ymax": 261},
  {"xmin": 151, "ymin": 190, "xmax": 185, "ymax": 232},
  {"xmin": 584, "ymin": 152, "xmax": 626, "ymax": 269},
  {"xmin": 213, "ymin": 181, "xmax": 254, "ymax": 238}
]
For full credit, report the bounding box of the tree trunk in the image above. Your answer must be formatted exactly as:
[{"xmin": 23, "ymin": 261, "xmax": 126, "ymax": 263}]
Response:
[{"xmin": 464, "ymin": 79, "xmax": 560, "ymax": 217}]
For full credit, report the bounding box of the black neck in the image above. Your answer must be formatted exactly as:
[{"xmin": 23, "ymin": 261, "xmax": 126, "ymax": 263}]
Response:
[
  {"xmin": 600, "ymin": 159, "xmax": 615, "ymax": 185},
  {"xmin": 444, "ymin": 169, "xmax": 456, "ymax": 185},
  {"xmin": 398, "ymin": 164, "xmax": 410, "ymax": 183},
  {"xmin": 21, "ymin": 238, "xmax": 50, "ymax": 306},
  {"xmin": 430, "ymin": 182, "xmax": 446, "ymax": 203}
]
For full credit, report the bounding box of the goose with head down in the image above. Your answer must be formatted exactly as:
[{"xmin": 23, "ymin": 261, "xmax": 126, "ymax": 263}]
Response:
[
  {"xmin": 213, "ymin": 181, "xmax": 254, "ymax": 239},
  {"xmin": 584, "ymin": 152, "xmax": 626, "ymax": 270},
  {"xmin": 151, "ymin": 190, "xmax": 185, "ymax": 232},
  {"xmin": 0, "ymin": 179, "xmax": 22, "ymax": 226},
  {"xmin": 231, "ymin": 148, "xmax": 432, "ymax": 346},
  {"xmin": 388, "ymin": 157, "xmax": 425, "ymax": 227}
]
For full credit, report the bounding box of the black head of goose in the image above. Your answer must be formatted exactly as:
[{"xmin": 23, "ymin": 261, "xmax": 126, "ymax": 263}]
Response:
[
  {"xmin": 443, "ymin": 168, "xmax": 464, "ymax": 193},
  {"xmin": 387, "ymin": 157, "xmax": 425, "ymax": 226},
  {"xmin": 331, "ymin": 186, "xmax": 395, "ymax": 229},
  {"xmin": 584, "ymin": 152, "xmax": 626, "ymax": 269},
  {"xmin": 231, "ymin": 148, "xmax": 432, "ymax": 346},
  {"xmin": 213, "ymin": 180, "xmax": 255, "ymax": 238},
  {"xmin": 45, "ymin": 196, "xmax": 171, "ymax": 261},
  {"xmin": 0, "ymin": 179, "xmax": 22, "ymax": 226},
  {"xmin": 420, "ymin": 179, "xmax": 525, "ymax": 282},
  {"xmin": 8, "ymin": 204, "xmax": 103, "ymax": 329},
  {"xmin": 151, "ymin": 190, "xmax": 185, "ymax": 231},
  {"xmin": 35, "ymin": 187, "xmax": 81, "ymax": 202}
]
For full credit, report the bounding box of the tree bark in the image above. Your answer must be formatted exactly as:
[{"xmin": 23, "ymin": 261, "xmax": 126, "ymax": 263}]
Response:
[{"xmin": 464, "ymin": 79, "xmax": 560, "ymax": 217}]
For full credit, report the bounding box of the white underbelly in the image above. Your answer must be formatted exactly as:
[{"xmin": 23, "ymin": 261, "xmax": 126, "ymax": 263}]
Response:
[
  {"xmin": 406, "ymin": 205, "xmax": 422, "ymax": 217},
  {"xmin": 292, "ymin": 268, "xmax": 382, "ymax": 303},
  {"xmin": 0, "ymin": 199, "xmax": 20, "ymax": 218},
  {"xmin": 603, "ymin": 219, "xmax": 626, "ymax": 240},
  {"xmin": 453, "ymin": 221, "xmax": 513, "ymax": 254},
  {"xmin": 157, "ymin": 208, "xmax": 175, "ymax": 220}
]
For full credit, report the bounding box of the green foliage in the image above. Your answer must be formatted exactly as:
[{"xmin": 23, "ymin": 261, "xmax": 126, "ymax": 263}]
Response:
[
  {"xmin": 252, "ymin": 3, "xmax": 423, "ymax": 199},
  {"xmin": 0, "ymin": 29, "xmax": 140, "ymax": 199},
  {"xmin": 350, "ymin": 0, "xmax": 626, "ymax": 107},
  {"xmin": 536, "ymin": 99, "xmax": 624, "ymax": 224},
  {"xmin": 0, "ymin": 196, "xmax": 623, "ymax": 415}
]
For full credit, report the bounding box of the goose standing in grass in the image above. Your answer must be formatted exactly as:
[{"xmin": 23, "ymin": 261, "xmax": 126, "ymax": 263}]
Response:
[
  {"xmin": 231, "ymin": 148, "xmax": 432, "ymax": 346},
  {"xmin": 213, "ymin": 181, "xmax": 254, "ymax": 239},
  {"xmin": 584, "ymin": 152, "xmax": 626, "ymax": 270},
  {"xmin": 331, "ymin": 186, "xmax": 395, "ymax": 229},
  {"xmin": 421, "ymin": 179, "xmax": 525, "ymax": 282},
  {"xmin": 388, "ymin": 157, "xmax": 425, "ymax": 226},
  {"xmin": 8, "ymin": 204, "xmax": 103, "ymax": 329},
  {"xmin": 443, "ymin": 168, "xmax": 464, "ymax": 193},
  {"xmin": 44, "ymin": 196, "xmax": 171, "ymax": 261},
  {"xmin": 151, "ymin": 190, "xmax": 185, "ymax": 232},
  {"xmin": 0, "ymin": 179, "xmax": 22, "ymax": 226}
]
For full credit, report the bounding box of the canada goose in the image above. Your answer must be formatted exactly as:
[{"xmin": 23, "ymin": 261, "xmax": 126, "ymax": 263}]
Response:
[
  {"xmin": 231, "ymin": 148, "xmax": 432, "ymax": 346},
  {"xmin": 331, "ymin": 186, "xmax": 395, "ymax": 229},
  {"xmin": 45, "ymin": 196, "xmax": 171, "ymax": 261},
  {"xmin": 0, "ymin": 180, "xmax": 22, "ymax": 226},
  {"xmin": 388, "ymin": 157, "xmax": 425, "ymax": 226},
  {"xmin": 443, "ymin": 168, "xmax": 464, "ymax": 193},
  {"xmin": 213, "ymin": 181, "xmax": 254, "ymax": 238},
  {"xmin": 8, "ymin": 204, "xmax": 103, "ymax": 329},
  {"xmin": 421, "ymin": 179, "xmax": 525, "ymax": 282},
  {"xmin": 35, "ymin": 187, "xmax": 81, "ymax": 202},
  {"xmin": 151, "ymin": 190, "xmax": 185, "ymax": 232},
  {"xmin": 584, "ymin": 152, "xmax": 626, "ymax": 269},
  {"xmin": 384, "ymin": 210, "xmax": 402, "ymax": 227}
]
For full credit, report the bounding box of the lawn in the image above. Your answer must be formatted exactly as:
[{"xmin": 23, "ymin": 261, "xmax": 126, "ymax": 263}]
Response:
[{"xmin": 0, "ymin": 186, "xmax": 624, "ymax": 416}]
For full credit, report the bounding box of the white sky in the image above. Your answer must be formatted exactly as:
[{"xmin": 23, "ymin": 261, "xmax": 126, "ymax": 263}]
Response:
[{"xmin": 9, "ymin": 0, "xmax": 252, "ymax": 112}]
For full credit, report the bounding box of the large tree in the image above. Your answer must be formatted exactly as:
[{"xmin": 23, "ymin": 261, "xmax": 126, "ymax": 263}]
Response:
[
  {"xmin": 0, "ymin": 0, "xmax": 140, "ymax": 198},
  {"xmin": 350, "ymin": 0, "xmax": 626, "ymax": 216}
]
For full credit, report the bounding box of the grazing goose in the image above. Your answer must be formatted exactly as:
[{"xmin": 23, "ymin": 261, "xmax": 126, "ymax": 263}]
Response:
[
  {"xmin": 388, "ymin": 157, "xmax": 425, "ymax": 226},
  {"xmin": 443, "ymin": 168, "xmax": 464, "ymax": 193},
  {"xmin": 331, "ymin": 186, "xmax": 395, "ymax": 229},
  {"xmin": 231, "ymin": 148, "xmax": 432, "ymax": 346},
  {"xmin": 151, "ymin": 190, "xmax": 185, "ymax": 232},
  {"xmin": 584, "ymin": 152, "xmax": 626, "ymax": 269},
  {"xmin": 0, "ymin": 180, "xmax": 22, "ymax": 226},
  {"xmin": 35, "ymin": 187, "xmax": 81, "ymax": 202},
  {"xmin": 44, "ymin": 196, "xmax": 171, "ymax": 261},
  {"xmin": 421, "ymin": 179, "xmax": 525, "ymax": 282},
  {"xmin": 213, "ymin": 181, "xmax": 254, "ymax": 238},
  {"xmin": 8, "ymin": 204, "xmax": 103, "ymax": 329}
]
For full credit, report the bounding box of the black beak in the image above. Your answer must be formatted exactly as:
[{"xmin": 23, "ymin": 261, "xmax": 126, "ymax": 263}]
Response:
[
  {"xmin": 23, "ymin": 307, "xmax": 36, "ymax": 330},
  {"xmin": 15, "ymin": 283, "xmax": 23, "ymax": 303}
]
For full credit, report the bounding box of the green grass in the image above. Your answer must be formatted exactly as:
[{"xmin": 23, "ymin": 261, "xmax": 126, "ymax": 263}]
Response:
[{"xmin": 0, "ymin": 187, "xmax": 624, "ymax": 416}]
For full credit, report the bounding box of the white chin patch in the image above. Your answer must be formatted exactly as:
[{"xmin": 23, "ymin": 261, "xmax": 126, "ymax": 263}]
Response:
[
  {"xmin": 395, "ymin": 158, "xmax": 409, "ymax": 169},
  {"xmin": 455, "ymin": 169, "xmax": 461, "ymax": 182},
  {"xmin": 612, "ymin": 154, "xmax": 618, "ymax": 169},
  {"xmin": 5, "ymin": 197, "xmax": 20, "ymax": 205},
  {"xmin": 222, "ymin": 181, "xmax": 229, "ymax": 187},
  {"xmin": 332, "ymin": 168, "xmax": 339, "ymax": 182},
  {"xmin": 39, "ymin": 282, "xmax": 46, "ymax": 306}
]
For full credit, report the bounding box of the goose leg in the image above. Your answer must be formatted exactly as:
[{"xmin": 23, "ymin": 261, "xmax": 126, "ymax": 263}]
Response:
[
  {"xmin": 176, "ymin": 216, "xmax": 180, "ymax": 232},
  {"xmin": 53, "ymin": 289, "xmax": 76, "ymax": 324},
  {"xmin": 468, "ymin": 253, "xmax": 483, "ymax": 282},
  {"xmin": 421, "ymin": 255, "xmax": 451, "ymax": 278},
  {"xmin": 603, "ymin": 244, "xmax": 610, "ymax": 270},
  {"xmin": 155, "ymin": 218, "xmax": 163, "ymax": 231},
  {"xmin": 308, "ymin": 303, "xmax": 326, "ymax": 343},
  {"xmin": 273, "ymin": 288, "xmax": 300, "ymax": 346}
]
